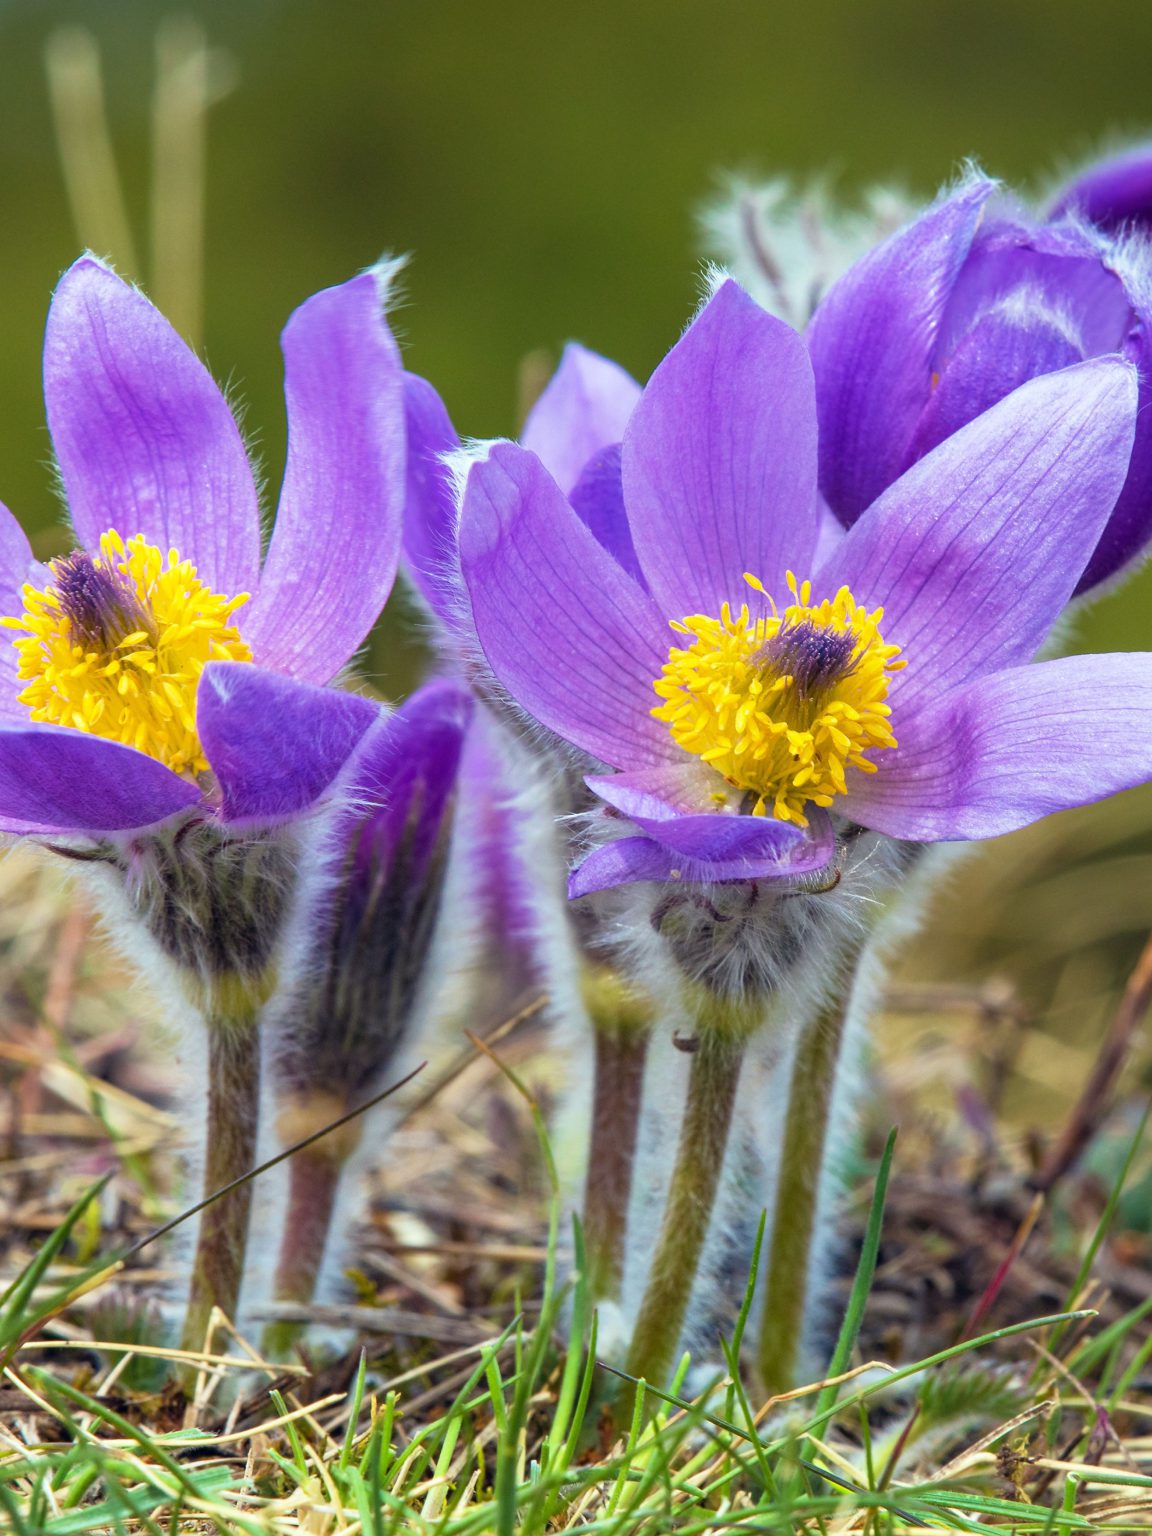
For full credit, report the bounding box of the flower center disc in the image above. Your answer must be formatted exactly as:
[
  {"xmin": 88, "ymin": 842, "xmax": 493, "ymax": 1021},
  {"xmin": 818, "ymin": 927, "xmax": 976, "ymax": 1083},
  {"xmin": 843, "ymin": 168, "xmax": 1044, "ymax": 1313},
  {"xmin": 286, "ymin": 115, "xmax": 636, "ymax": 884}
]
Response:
[
  {"xmin": 652, "ymin": 572, "xmax": 904, "ymax": 826},
  {"xmin": 3, "ymin": 530, "xmax": 251, "ymax": 775}
]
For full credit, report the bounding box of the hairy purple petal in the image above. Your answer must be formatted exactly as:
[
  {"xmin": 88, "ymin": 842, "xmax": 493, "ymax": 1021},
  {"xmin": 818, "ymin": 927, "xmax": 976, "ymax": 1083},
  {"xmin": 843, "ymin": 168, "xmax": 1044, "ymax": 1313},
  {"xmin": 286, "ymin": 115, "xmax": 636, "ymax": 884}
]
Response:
[
  {"xmin": 244, "ymin": 270, "xmax": 404, "ymax": 682},
  {"xmin": 44, "ymin": 257, "xmax": 261, "ymax": 595},
  {"xmin": 585, "ymin": 762, "xmax": 722, "ymax": 821},
  {"xmin": 458, "ymin": 442, "xmax": 674, "ymax": 769},
  {"xmin": 401, "ymin": 372, "xmax": 463, "ymax": 628},
  {"xmin": 520, "ymin": 343, "xmax": 640, "ymax": 494},
  {"xmin": 1050, "ymin": 145, "xmax": 1152, "ymax": 234},
  {"xmin": 809, "ymin": 177, "xmax": 996, "ymax": 525},
  {"xmin": 1078, "ymin": 320, "xmax": 1152, "ymax": 592},
  {"xmin": 842, "ymin": 653, "xmax": 1152, "ymax": 839},
  {"xmin": 198, "ymin": 662, "xmax": 379, "ymax": 824},
  {"xmin": 623, "ymin": 279, "xmax": 819, "ymax": 617},
  {"xmin": 0, "ymin": 726, "xmax": 199, "ymax": 834},
  {"xmin": 825, "ymin": 359, "xmax": 1137, "ymax": 712}
]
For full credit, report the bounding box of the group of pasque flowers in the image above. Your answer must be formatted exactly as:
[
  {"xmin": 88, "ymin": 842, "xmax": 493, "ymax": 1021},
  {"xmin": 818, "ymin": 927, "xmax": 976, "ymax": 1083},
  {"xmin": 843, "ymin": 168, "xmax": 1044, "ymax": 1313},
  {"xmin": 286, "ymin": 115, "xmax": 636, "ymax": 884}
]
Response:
[{"xmin": 5, "ymin": 148, "xmax": 1152, "ymax": 1386}]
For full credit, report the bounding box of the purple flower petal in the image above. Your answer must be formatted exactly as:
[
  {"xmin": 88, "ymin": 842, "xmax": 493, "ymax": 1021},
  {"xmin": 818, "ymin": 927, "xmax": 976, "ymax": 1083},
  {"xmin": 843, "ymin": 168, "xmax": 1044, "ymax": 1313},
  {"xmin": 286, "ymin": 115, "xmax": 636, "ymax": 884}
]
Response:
[
  {"xmin": 808, "ymin": 177, "xmax": 996, "ymax": 525},
  {"xmin": 350, "ymin": 677, "xmax": 471, "ymax": 885},
  {"xmin": 841, "ymin": 653, "xmax": 1152, "ymax": 840},
  {"xmin": 622, "ymin": 279, "xmax": 819, "ymax": 617},
  {"xmin": 1050, "ymin": 145, "xmax": 1152, "ymax": 234},
  {"xmin": 0, "ymin": 506, "xmax": 41, "ymax": 721},
  {"xmin": 520, "ymin": 343, "xmax": 640, "ymax": 494},
  {"xmin": 0, "ymin": 725, "xmax": 199, "ymax": 834},
  {"xmin": 401, "ymin": 372, "xmax": 464, "ymax": 629},
  {"xmin": 43, "ymin": 257, "xmax": 261, "ymax": 597},
  {"xmin": 458, "ymin": 441, "xmax": 675, "ymax": 769},
  {"xmin": 1078, "ymin": 312, "xmax": 1152, "ymax": 592},
  {"xmin": 243, "ymin": 270, "xmax": 404, "ymax": 683},
  {"xmin": 568, "ymin": 444, "xmax": 647, "ymax": 587},
  {"xmin": 586, "ymin": 761, "xmax": 721, "ymax": 820},
  {"xmin": 569, "ymin": 811, "xmax": 834, "ymax": 897},
  {"xmin": 824, "ymin": 358, "xmax": 1137, "ymax": 713},
  {"xmin": 906, "ymin": 300, "xmax": 1085, "ymax": 463},
  {"xmin": 197, "ymin": 662, "xmax": 380, "ymax": 824}
]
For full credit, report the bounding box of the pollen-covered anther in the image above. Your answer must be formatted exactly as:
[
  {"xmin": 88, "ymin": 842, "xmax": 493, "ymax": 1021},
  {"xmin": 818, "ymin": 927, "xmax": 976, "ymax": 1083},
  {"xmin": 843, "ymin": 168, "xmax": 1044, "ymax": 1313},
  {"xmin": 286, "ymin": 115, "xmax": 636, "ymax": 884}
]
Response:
[
  {"xmin": 652, "ymin": 571, "xmax": 904, "ymax": 826},
  {"xmin": 2, "ymin": 530, "xmax": 251, "ymax": 775}
]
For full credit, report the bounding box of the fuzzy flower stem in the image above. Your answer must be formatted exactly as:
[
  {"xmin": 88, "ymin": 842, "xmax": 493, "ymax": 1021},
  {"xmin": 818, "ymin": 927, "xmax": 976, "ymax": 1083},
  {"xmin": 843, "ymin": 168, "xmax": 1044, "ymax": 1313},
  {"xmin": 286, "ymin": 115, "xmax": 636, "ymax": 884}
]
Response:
[
  {"xmin": 180, "ymin": 1005, "xmax": 261, "ymax": 1355},
  {"xmin": 262, "ymin": 1146, "xmax": 343, "ymax": 1360},
  {"xmin": 581, "ymin": 966, "xmax": 654, "ymax": 1305},
  {"xmin": 756, "ymin": 995, "xmax": 847, "ymax": 1396},
  {"xmin": 624, "ymin": 1021, "xmax": 747, "ymax": 1400}
]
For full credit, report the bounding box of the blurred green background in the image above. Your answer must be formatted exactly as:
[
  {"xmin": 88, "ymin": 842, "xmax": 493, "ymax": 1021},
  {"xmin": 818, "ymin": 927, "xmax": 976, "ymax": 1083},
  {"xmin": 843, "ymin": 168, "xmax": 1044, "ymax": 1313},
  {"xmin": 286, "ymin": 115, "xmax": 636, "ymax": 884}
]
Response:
[{"xmin": 3, "ymin": 0, "xmax": 1152, "ymax": 1072}]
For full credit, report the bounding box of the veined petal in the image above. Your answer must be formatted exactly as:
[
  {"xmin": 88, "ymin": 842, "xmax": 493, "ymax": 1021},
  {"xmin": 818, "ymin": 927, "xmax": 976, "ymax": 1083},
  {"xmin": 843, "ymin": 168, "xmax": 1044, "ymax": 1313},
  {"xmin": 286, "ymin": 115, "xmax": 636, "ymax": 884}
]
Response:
[
  {"xmin": 808, "ymin": 177, "xmax": 996, "ymax": 525},
  {"xmin": 244, "ymin": 269, "xmax": 404, "ymax": 682},
  {"xmin": 825, "ymin": 358, "xmax": 1138, "ymax": 711},
  {"xmin": 520, "ymin": 343, "xmax": 641, "ymax": 494},
  {"xmin": 0, "ymin": 506, "xmax": 41, "ymax": 720},
  {"xmin": 197, "ymin": 662, "xmax": 380, "ymax": 824},
  {"xmin": 841, "ymin": 653, "xmax": 1152, "ymax": 839},
  {"xmin": 0, "ymin": 725, "xmax": 199, "ymax": 834},
  {"xmin": 44, "ymin": 256, "xmax": 261, "ymax": 595},
  {"xmin": 1078, "ymin": 318, "xmax": 1152, "ymax": 592},
  {"xmin": 400, "ymin": 372, "xmax": 464, "ymax": 629},
  {"xmin": 585, "ymin": 761, "xmax": 723, "ymax": 820},
  {"xmin": 459, "ymin": 442, "xmax": 674, "ymax": 768},
  {"xmin": 623, "ymin": 279, "xmax": 818, "ymax": 617},
  {"xmin": 568, "ymin": 444, "xmax": 647, "ymax": 587}
]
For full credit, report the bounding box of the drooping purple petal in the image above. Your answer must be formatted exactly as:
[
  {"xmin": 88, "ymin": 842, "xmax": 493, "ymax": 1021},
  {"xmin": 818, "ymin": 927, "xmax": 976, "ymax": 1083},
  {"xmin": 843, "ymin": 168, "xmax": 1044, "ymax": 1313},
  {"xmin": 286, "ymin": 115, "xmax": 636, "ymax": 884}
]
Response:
[
  {"xmin": 243, "ymin": 269, "xmax": 404, "ymax": 683},
  {"xmin": 568, "ymin": 444, "xmax": 647, "ymax": 587},
  {"xmin": 569, "ymin": 810, "xmax": 834, "ymax": 897},
  {"xmin": 400, "ymin": 372, "xmax": 464, "ymax": 629},
  {"xmin": 458, "ymin": 442, "xmax": 674, "ymax": 769},
  {"xmin": 905, "ymin": 299, "xmax": 1085, "ymax": 463},
  {"xmin": 623, "ymin": 279, "xmax": 819, "ymax": 618},
  {"xmin": 0, "ymin": 507, "xmax": 42, "ymax": 721},
  {"xmin": 520, "ymin": 343, "xmax": 641, "ymax": 494},
  {"xmin": 350, "ymin": 677, "xmax": 471, "ymax": 886},
  {"xmin": 808, "ymin": 177, "xmax": 996, "ymax": 525},
  {"xmin": 824, "ymin": 358, "xmax": 1137, "ymax": 712},
  {"xmin": 44, "ymin": 257, "xmax": 261, "ymax": 596},
  {"xmin": 0, "ymin": 726, "xmax": 199, "ymax": 834},
  {"xmin": 197, "ymin": 662, "xmax": 380, "ymax": 824},
  {"xmin": 841, "ymin": 652, "xmax": 1152, "ymax": 840},
  {"xmin": 1050, "ymin": 145, "xmax": 1152, "ymax": 234}
]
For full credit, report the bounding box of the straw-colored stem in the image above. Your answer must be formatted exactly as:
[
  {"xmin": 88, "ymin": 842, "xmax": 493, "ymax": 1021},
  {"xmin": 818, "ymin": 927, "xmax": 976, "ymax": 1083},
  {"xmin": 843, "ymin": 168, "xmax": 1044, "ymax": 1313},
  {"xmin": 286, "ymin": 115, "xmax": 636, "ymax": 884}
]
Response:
[
  {"xmin": 756, "ymin": 997, "xmax": 847, "ymax": 1396},
  {"xmin": 180, "ymin": 1011, "xmax": 261, "ymax": 1354},
  {"xmin": 624, "ymin": 1027, "xmax": 746, "ymax": 1396}
]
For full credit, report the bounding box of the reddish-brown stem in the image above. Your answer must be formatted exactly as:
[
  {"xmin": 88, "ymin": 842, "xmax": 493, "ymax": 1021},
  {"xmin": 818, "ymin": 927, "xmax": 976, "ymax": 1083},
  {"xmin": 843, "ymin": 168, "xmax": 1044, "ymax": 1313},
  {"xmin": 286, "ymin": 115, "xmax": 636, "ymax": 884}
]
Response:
[{"xmin": 583, "ymin": 1025, "xmax": 650, "ymax": 1303}]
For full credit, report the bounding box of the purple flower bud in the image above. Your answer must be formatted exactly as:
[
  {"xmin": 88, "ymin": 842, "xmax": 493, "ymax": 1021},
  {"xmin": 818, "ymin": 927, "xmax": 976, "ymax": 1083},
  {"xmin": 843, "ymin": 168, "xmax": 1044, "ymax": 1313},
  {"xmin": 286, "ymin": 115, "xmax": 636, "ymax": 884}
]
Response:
[
  {"xmin": 1049, "ymin": 145, "xmax": 1152, "ymax": 235},
  {"xmin": 809, "ymin": 175, "xmax": 1152, "ymax": 593}
]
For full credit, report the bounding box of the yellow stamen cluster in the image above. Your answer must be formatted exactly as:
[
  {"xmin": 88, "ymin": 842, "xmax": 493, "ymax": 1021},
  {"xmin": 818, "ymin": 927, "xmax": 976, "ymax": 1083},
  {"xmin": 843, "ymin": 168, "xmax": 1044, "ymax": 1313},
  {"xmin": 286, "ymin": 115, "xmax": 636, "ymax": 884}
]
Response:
[
  {"xmin": 3, "ymin": 530, "xmax": 251, "ymax": 776},
  {"xmin": 652, "ymin": 572, "xmax": 904, "ymax": 826}
]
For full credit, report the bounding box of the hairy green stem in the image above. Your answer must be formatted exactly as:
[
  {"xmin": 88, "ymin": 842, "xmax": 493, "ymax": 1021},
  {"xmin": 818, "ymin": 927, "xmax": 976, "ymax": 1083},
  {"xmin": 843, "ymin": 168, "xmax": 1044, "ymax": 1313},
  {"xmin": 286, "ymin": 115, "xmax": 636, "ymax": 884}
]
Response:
[
  {"xmin": 624, "ymin": 1027, "xmax": 746, "ymax": 1396},
  {"xmin": 583, "ymin": 1024, "xmax": 650, "ymax": 1304},
  {"xmin": 180, "ymin": 1010, "xmax": 261, "ymax": 1355},
  {"xmin": 756, "ymin": 997, "xmax": 847, "ymax": 1396}
]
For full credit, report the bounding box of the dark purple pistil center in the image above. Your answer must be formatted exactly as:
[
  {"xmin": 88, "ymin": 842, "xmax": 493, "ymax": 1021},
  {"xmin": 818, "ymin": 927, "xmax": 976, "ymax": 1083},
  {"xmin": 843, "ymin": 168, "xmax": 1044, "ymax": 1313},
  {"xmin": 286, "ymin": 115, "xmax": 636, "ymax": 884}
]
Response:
[
  {"xmin": 754, "ymin": 619, "xmax": 858, "ymax": 701},
  {"xmin": 51, "ymin": 551, "xmax": 152, "ymax": 651}
]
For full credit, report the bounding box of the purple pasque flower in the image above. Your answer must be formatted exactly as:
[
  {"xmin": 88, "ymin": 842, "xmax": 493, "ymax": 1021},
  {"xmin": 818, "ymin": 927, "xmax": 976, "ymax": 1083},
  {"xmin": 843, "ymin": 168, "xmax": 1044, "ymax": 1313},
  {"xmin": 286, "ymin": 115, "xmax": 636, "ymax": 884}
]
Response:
[
  {"xmin": 454, "ymin": 278, "xmax": 1152, "ymax": 898},
  {"xmin": 403, "ymin": 340, "xmax": 642, "ymax": 640},
  {"xmin": 0, "ymin": 254, "xmax": 405, "ymax": 846},
  {"xmin": 808, "ymin": 174, "xmax": 1152, "ymax": 594},
  {"xmin": 1049, "ymin": 144, "xmax": 1152, "ymax": 236}
]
